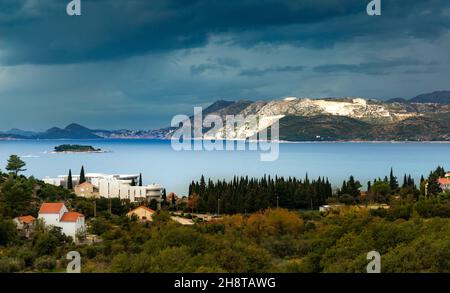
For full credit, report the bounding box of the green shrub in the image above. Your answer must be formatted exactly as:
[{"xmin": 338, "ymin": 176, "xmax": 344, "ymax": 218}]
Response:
[
  {"xmin": 0, "ymin": 257, "xmax": 25, "ymax": 273},
  {"xmin": 34, "ymin": 256, "xmax": 56, "ymax": 271}
]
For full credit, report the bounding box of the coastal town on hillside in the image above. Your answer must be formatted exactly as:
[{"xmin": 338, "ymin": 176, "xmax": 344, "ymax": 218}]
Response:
[{"xmin": 9, "ymin": 158, "xmax": 450, "ymax": 243}]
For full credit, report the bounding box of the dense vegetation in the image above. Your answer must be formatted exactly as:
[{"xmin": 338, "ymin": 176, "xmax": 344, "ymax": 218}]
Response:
[
  {"xmin": 1, "ymin": 155, "xmax": 450, "ymax": 273},
  {"xmin": 278, "ymin": 113, "xmax": 450, "ymax": 142},
  {"xmin": 3, "ymin": 204, "xmax": 450, "ymax": 273}
]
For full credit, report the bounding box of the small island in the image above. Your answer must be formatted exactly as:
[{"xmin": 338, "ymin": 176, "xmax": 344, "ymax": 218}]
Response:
[{"xmin": 53, "ymin": 144, "xmax": 104, "ymax": 153}]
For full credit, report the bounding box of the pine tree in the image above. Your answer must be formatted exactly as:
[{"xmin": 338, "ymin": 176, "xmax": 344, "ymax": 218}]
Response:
[
  {"xmin": 67, "ymin": 169, "xmax": 73, "ymax": 189},
  {"xmin": 79, "ymin": 166, "xmax": 86, "ymax": 184},
  {"xmin": 427, "ymin": 166, "xmax": 445, "ymax": 195},
  {"xmin": 6, "ymin": 155, "xmax": 26, "ymax": 176}
]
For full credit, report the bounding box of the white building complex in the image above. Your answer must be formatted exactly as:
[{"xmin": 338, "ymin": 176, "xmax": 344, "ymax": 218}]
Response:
[{"xmin": 43, "ymin": 173, "xmax": 164, "ymax": 203}]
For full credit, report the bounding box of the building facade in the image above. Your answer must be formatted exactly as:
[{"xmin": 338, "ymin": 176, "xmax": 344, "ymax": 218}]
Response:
[
  {"xmin": 38, "ymin": 203, "xmax": 86, "ymax": 240},
  {"xmin": 44, "ymin": 173, "xmax": 164, "ymax": 204},
  {"xmin": 74, "ymin": 182, "xmax": 98, "ymax": 198}
]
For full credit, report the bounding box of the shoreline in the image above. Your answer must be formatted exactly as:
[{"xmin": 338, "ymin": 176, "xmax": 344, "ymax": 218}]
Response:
[
  {"xmin": 48, "ymin": 150, "xmax": 111, "ymax": 154},
  {"xmin": 2, "ymin": 137, "xmax": 450, "ymax": 144}
]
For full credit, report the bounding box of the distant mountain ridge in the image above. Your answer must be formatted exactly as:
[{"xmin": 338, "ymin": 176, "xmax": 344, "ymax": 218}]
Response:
[
  {"xmin": 1, "ymin": 90, "xmax": 449, "ymax": 141},
  {"xmin": 40, "ymin": 123, "xmax": 101, "ymax": 139},
  {"xmin": 410, "ymin": 91, "xmax": 450, "ymax": 104},
  {"xmin": 387, "ymin": 90, "xmax": 450, "ymax": 104}
]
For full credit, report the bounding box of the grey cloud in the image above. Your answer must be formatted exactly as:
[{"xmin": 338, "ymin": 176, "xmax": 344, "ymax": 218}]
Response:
[
  {"xmin": 312, "ymin": 59, "xmax": 435, "ymax": 75},
  {"xmin": 190, "ymin": 57, "xmax": 241, "ymax": 75},
  {"xmin": 190, "ymin": 64, "xmax": 225, "ymax": 75},
  {"xmin": 216, "ymin": 58, "xmax": 241, "ymax": 68},
  {"xmin": 240, "ymin": 65, "xmax": 304, "ymax": 77}
]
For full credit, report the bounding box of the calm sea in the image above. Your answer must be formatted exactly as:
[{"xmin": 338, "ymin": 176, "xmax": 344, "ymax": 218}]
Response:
[{"xmin": 0, "ymin": 139, "xmax": 449, "ymax": 195}]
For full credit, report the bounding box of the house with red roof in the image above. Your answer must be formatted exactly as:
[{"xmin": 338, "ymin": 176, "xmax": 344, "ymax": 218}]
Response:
[
  {"xmin": 13, "ymin": 215, "xmax": 36, "ymax": 237},
  {"xmin": 38, "ymin": 202, "xmax": 86, "ymax": 240},
  {"xmin": 438, "ymin": 177, "xmax": 450, "ymax": 191},
  {"xmin": 14, "ymin": 215, "xmax": 36, "ymax": 228},
  {"xmin": 127, "ymin": 206, "xmax": 156, "ymax": 221}
]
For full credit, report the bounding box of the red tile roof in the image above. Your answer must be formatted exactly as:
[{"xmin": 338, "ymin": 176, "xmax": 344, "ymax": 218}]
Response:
[
  {"xmin": 438, "ymin": 178, "xmax": 450, "ymax": 185},
  {"xmin": 60, "ymin": 212, "xmax": 83, "ymax": 222},
  {"xmin": 129, "ymin": 206, "xmax": 156, "ymax": 214},
  {"xmin": 39, "ymin": 203, "xmax": 65, "ymax": 214},
  {"xmin": 18, "ymin": 215, "xmax": 36, "ymax": 224},
  {"xmin": 77, "ymin": 182, "xmax": 93, "ymax": 187}
]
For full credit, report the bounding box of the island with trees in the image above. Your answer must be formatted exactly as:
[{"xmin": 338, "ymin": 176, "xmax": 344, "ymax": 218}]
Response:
[{"xmin": 52, "ymin": 144, "xmax": 104, "ymax": 153}]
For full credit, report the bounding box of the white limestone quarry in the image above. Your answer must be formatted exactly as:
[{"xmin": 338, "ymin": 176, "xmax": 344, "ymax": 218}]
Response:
[
  {"xmin": 256, "ymin": 97, "xmax": 394, "ymax": 120},
  {"xmin": 203, "ymin": 115, "xmax": 285, "ymax": 140},
  {"xmin": 174, "ymin": 96, "xmax": 434, "ymax": 141},
  {"xmin": 201, "ymin": 97, "xmax": 417, "ymax": 140}
]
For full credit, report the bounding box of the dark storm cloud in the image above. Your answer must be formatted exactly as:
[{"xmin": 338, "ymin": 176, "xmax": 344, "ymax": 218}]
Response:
[
  {"xmin": 1, "ymin": 0, "xmax": 449, "ymax": 65},
  {"xmin": 240, "ymin": 65, "xmax": 304, "ymax": 77}
]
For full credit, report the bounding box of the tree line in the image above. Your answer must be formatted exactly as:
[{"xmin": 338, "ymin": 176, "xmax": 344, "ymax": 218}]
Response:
[
  {"xmin": 188, "ymin": 174, "xmax": 333, "ymax": 214},
  {"xmin": 188, "ymin": 166, "xmax": 449, "ymax": 214}
]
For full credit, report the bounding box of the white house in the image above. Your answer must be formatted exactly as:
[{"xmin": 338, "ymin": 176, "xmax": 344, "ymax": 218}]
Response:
[{"xmin": 38, "ymin": 203, "xmax": 85, "ymax": 240}]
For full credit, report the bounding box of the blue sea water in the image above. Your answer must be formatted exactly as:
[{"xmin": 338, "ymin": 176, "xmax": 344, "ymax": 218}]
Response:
[{"xmin": 0, "ymin": 139, "xmax": 449, "ymax": 195}]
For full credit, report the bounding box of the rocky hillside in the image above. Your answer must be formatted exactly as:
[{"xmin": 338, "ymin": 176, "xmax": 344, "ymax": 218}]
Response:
[{"xmin": 178, "ymin": 94, "xmax": 450, "ymax": 141}]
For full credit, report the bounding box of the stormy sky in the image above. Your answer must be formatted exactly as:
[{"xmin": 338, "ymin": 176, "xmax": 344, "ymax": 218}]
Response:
[{"xmin": 0, "ymin": 0, "xmax": 449, "ymax": 130}]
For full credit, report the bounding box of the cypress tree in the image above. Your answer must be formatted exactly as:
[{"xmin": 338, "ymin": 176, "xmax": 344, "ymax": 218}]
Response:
[
  {"xmin": 162, "ymin": 188, "xmax": 167, "ymax": 204},
  {"xmin": 138, "ymin": 173, "xmax": 143, "ymax": 186},
  {"xmin": 67, "ymin": 169, "xmax": 73, "ymax": 189},
  {"xmin": 389, "ymin": 168, "xmax": 398, "ymax": 190},
  {"xmin": 79, "ymin": 166, "xmax": 86, "ymax": 184}
]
